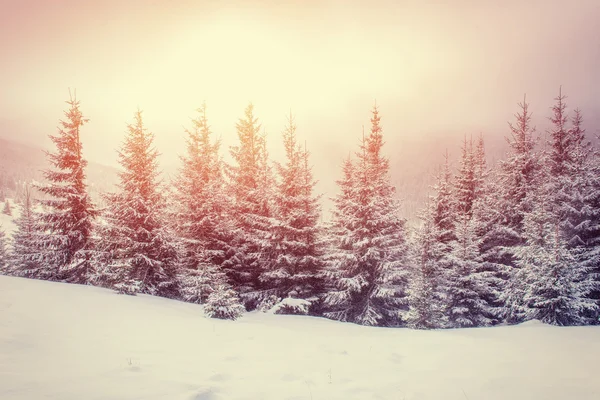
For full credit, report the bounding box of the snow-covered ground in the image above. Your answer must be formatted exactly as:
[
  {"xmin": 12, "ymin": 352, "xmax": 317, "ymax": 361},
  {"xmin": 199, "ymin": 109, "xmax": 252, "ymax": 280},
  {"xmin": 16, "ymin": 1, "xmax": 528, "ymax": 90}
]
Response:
[{"xmin": 1, "ymin": 275, "xmax": 598, "ymax": 400}]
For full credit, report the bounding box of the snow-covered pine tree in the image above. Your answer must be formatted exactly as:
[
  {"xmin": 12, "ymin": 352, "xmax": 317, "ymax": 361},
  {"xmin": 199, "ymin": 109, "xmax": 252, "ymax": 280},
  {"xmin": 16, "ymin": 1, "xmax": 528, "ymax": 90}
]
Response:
[
  {"xmin": 547, "ymin": 87, "xmax": 571, "ymax": 178},
  {"xmin": 173, "ymin": 103, "xmax": 236, "ymax": 302},
  {"xmin": 452, "ymin": 133, "xmax": 504, "ymax": 324},
  {"xmin": 541, "ymin": 91, "xmax": 600, "ymax": 324},
  {"xmin": 322, "ymin": 155, "xmax": 359, "ymax": 315},
  {"xmin": 204, "ymin": 279, "xmax": 246, "ymax": 320},
  {"xmin": 2, "ymin": 200, "xmax": 11, "ymax": 216},
  {"xmin": 559, "ymin": 108, "xmax": 593, "ymax": 247},
  {"xmin": 470, "ymin": 179, "xmax": 507, "ymax": 324},
  {"xmin": 225, "ymin": 103, "xmax": 277, "ymax": 309},
  {"xmin": 406, "ymin": 199, "xmax": 450, "ymax": 329},
  {"xmin": 514, "ymin": 183, "xmax": 598, "ymax": 326},
  {"xmin": 545, "ymin": 88, "xmax": 578, "ymax": 244},
  {"xmin": 257, "ymin": 112, "xmax": 324, "ymax": 312},
  {"xmin": 562, "ymin": 109, "xmax": 600, "ymax": 323},
  {"xmin": 454, "ymin": 136, "xmax": 477, "ymax": 217},
  {"xmin": 446, "ymin": 212, "xmax": 494, "ymax": 328},
  {"xmin": 583, "ymin": 136, "xmax": 600, "ymax": 319},
  {"xmin": 497, "ymin": 96, "xmax": 541, "ymax": 249},
  {"xmin": 490, "ymin": 96, "xmax": 542, "ymax": 323},
  {"xmin": 432, "ymin": 151, "xmax": 456, "ymax": 250},
  {"xmin": 406, "ymin": 154, "xmax": 459, "ymax": 329},
  {"xmin": 93, "ymin": 110, "xmax": 178, "ymax": 297},
  {"xmin": 474, "ymin": 134, "xmax": 488, "ymax": 200},
  {"xmin": 324, "ymin": 104, "xmax": 410, "ymax": 327},
  {"xmin": 0, "ymin": 225, "xmax": 7, "ymax": 274},
  {"xmin": 9, "ymin": 186, "xmax": 45, "ymax": 278},
  {"xmin": 35, "ymin": 92, "xmax": 97, "ymax": 283}
]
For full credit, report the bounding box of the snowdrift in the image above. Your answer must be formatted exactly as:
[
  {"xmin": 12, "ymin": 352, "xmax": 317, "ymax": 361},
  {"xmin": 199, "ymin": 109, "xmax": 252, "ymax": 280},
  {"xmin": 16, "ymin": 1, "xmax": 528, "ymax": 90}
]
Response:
[{"xmin": 0, "ymin": 275, "xmax": 598, "ymax": 400}]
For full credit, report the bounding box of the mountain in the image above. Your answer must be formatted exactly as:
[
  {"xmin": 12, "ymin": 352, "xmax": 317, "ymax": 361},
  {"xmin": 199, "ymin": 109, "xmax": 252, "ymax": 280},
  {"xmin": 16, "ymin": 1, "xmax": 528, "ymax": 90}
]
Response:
[{"xmin": 0, "ymin": 136, "xmax": 119, "ymax": 201}]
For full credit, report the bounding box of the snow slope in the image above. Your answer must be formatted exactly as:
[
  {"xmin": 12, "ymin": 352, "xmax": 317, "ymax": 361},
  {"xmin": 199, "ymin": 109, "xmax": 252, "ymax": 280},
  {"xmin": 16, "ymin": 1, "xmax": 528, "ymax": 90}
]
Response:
[{"xmin": 1, "ymin": 275, "xmax": 599, "ymax": 400}]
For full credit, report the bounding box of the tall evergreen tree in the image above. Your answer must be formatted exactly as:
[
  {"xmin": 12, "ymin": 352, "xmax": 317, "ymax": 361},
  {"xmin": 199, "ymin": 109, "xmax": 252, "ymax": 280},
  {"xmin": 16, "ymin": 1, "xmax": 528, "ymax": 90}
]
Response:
[
  {"xmin": 0, "ymin": 225, "xmax": 7, "ymax": 274},
  {"xmin": 93, "ymin": 110, "xmax": 178, "ymax": 297},
  {"xmin": 407, "ymin": 154, "xmax": 458, "ymax": 329},
  {"xmin": 490, "ymin": 96, "xmax": 542, "ymax": 322},
  {"xmin": 474, "ymin": 134, "xmax": 488, "ymax": 200},
  {"xmin": 432, "ymin": 151, "xmax": 456, "ymax": 248},
  {"xmin": 406, "ymin": 199, "xmax": 450, "ymax": 329},
  {"xmin": 584, "ymin": 136, "xmax": 600, "ymax": 319},
  {"xmin": 324, "ymin": 104, "xmax": 410, "ymax": 326},
  {"xmin": 35, "ymin": 92, "xmax": 97, "ymax": 283},
  {"xmin": 451, "ymin": 133, "xmax": 502, "ymax": 325},
  {"xmin": 471, "ymin": 178, "xmax": 507, "ymax": 324},
  {"xmin": 257, "ymin": 113, "xmax": 324, "ymax": 310},
  {"xmin": 173, "ymin": 103, "xmax": 236, "ymax": 302},
  {"xmin": 498, "ymin": 96, "xmax": 541, "ymax": 242},
  {"xmin": 225, "ymin": 103, "xmax": 275, "ymax": 308},
  {"xmin": 10, "ymin": 186, "xmax": 44, "ymax": 278},
  {"xmin": 513, "ymin": 183, "xmax": 597, "ymax": 325},
  {"xmin": 547, "ymin": 87, "xmax": 571, "ymax": 178},
  {"xmin": 454, "ymin": 136, "xmax": 477, "ymax": 217},
  {"xmin": 446, "ymin": 213, "xmax": 494, "ymax": 327},
  {"xmin": 543, "ymin": 92, "xmax": 600, "ymax": 322}
]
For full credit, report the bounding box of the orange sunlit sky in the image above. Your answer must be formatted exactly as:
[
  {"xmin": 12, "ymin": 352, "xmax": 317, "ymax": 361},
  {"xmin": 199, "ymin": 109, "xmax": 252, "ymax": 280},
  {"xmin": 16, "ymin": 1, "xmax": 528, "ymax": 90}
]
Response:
[{"xmin": 1, "ymin": 0, "xmax": 600, "ymax": 207}]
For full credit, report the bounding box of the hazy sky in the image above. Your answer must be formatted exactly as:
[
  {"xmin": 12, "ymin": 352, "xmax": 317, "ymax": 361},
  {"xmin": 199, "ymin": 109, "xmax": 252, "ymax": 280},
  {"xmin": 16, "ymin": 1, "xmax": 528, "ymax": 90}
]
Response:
[{"xmin": 1, "ymin": 0, "xmax": 599, "ymax": 197}]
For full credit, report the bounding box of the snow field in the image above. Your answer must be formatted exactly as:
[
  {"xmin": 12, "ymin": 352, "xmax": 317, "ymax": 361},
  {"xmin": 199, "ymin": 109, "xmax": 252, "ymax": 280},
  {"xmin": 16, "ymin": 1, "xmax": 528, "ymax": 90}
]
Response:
[{"xmin": 1, "ymin": 275, "xmax": 599, "ymax": 400}]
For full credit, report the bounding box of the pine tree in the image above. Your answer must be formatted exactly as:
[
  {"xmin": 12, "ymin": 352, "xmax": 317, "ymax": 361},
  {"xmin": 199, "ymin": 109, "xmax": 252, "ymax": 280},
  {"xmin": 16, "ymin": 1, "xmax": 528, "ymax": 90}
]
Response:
[
  {"xmin": 177, "ymin": 258, "xmax": 244, "ymax": 318},
  {"xmin": 470, "ymin": 182, "xmax": 507, "ymax": 324},
  {"xmin": 565, "ymin": 110, "xmax": 600, "ymax": 322},
  {"xmin": 454, "ymin": 136, "xmax": 477, "ymax": 217},
  {"xmin": 324, "ymin": 104, "xmax": 410, "ymax": 326},
  {"xmin": 543, "ymin": 92, "xmax": 600, "ymax": 323},
  {"xmin": 432, "ymin": 151, "xmax": 456, "ymax": 249},
  {"xmin": 489, "ymin": 96, "xmax": 542, "ymax": 322},
  {"xmin": 407, "ymin": 153, "xmax": 460, "ymax": 330},
  {"xmin": 547, "ymin": 87, "xmax": 571, "ymax": 178},
  {"xmin": 173, "ymin": 103, "xmax": 235, "ymax": 300},
  {"xmin": 93, "ymin": 110, "xmax": 178, "ymax": 297},
  {"xmin": 257, "ymin": 112, "xmax": 325, "ymax": 310},
  {"xmin": 446, "ymin": 213, "xmax": 494, "ymax": 327},
  {"xmin": 2, "ymin": 200, "xmax": 11, "ymax": 216},
  {"xmin": 406, "ymin": 200, "xmax": 450, "ymax": 329},
  {"xmin": 474, "ymin": 134, "xmax": 488, "ymax": 200},
  {"xmin": 453, "ymin": 134, "xmax": 504, "ymax": 325},
  {"xmin": 513, "ymin": 184, "xmax": 597, "ymax": 325},
  {"xmin": 498, "ymin": 96, "xmax": 540, "ymax": 245},
  {"xmin": 10, "ymin": 186, "xmax": 44, "ymax": 278},
  {"xmin": 204, "ymin": 281, "xmax": 246, "ymax": 320},
  {"xmin": 35, "ymin": 92, "xmax": 97, "ymax": 283},
  {"xmin": 0, "ymin": 225, "xmax": 7, "ymax": 274},
  {"xmin": 225, "ymin": 103, "xmax": 276, "ymax": 309},
  {"xmin": 583, "ymin": 140, "xmax": 600, "ymax": 319}
]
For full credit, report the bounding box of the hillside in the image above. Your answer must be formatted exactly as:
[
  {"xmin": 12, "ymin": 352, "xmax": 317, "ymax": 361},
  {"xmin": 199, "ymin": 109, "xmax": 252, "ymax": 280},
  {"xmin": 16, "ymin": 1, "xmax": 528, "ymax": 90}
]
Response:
[
  {"xmin": 1, "ymin": 275, "xmax": 599, "ymax": 400},
  {"xmin": 0, "ymin": 136, "xmax": 119, "ymax": 201}
]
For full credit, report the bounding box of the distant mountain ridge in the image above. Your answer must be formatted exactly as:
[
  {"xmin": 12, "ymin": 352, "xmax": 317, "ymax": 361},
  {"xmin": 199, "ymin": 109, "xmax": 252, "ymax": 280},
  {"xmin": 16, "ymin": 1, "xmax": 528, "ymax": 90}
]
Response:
[{"xmin": 0, "ymin": 136, "xmax": 120, "ymax": 201}]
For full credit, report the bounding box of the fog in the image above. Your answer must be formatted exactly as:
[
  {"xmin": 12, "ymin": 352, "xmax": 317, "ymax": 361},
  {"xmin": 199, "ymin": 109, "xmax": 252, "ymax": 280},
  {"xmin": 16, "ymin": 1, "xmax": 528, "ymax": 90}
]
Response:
[{"xmin": 1, "ymin": 0, "xmax": 599, "ymax": 216}]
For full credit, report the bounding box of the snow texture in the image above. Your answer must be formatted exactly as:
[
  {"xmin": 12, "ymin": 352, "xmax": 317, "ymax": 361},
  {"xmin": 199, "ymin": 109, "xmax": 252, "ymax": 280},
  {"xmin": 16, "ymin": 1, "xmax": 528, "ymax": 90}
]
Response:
[{"xmin": 1, "ymin": 275, "xmax": 599, "ymax": 400}]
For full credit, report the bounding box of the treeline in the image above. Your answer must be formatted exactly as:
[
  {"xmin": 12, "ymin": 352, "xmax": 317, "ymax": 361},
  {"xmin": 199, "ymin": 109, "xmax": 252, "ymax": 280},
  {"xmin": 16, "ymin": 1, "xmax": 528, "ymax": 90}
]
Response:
[{"xmin": 0, "ymin": 89, "xmax": 598, "ymax": 327}]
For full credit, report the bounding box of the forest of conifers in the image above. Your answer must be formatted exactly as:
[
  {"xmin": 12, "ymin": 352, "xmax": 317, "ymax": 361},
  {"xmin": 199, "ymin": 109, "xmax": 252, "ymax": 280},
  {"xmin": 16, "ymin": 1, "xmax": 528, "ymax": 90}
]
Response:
[{"xmin": 0, "ymin": 88, "xmax": 598, "ymax": 328}]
